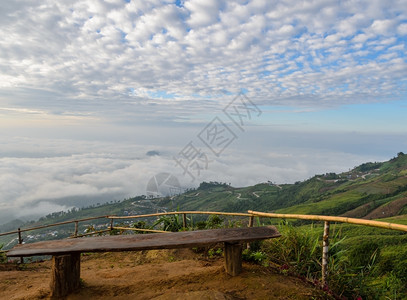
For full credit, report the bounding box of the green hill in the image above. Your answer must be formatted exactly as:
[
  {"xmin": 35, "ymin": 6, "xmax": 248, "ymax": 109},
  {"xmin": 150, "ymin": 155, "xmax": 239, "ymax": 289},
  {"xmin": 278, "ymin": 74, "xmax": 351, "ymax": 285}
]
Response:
[{"xmin": 164, "ymin": 152, "xmax": 407, "ymax": 219}]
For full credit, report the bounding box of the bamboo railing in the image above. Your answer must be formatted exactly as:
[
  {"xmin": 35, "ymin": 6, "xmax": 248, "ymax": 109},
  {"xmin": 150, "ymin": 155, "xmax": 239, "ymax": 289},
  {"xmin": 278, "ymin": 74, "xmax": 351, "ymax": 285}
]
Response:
[
  {"xmin": 248, "ymin": 211, "xmax": 407, "ymax": 232},
  {"xmin": 0, "ymin": 215, "xmax": 111, "ymax": 262},
  {"xmin": 0, "ymin": 215, "xmax": 111, "ymax": 237},
  {"xmin": 109, "ymin": 211, "xmax": 252, "ymax": 219}
]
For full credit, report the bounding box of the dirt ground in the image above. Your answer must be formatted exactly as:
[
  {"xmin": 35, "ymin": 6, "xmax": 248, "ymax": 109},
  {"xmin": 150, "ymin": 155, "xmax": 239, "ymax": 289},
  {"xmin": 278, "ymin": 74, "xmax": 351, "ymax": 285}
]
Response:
[{"xmin": 0, "ymin": 249, "xmax": 330, "ymax": 300}]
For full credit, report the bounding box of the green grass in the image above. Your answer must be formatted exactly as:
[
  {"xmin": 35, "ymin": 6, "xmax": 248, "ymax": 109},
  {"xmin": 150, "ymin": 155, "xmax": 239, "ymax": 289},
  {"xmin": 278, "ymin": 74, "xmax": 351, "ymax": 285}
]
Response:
[
  {"xmin": 259, "ymin": 220, "xmax": 407, "ymax": 299},
  {"xmin": 276, "ymin": 190, "xmax": 366, "ymax": 215}
]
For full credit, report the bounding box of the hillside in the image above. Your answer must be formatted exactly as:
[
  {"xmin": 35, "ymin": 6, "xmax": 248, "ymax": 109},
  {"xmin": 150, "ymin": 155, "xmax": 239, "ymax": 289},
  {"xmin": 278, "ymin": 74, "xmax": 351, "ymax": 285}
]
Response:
[{"xmin": 164, "ymin": 152, "xmax": 407, "ymax": 218}]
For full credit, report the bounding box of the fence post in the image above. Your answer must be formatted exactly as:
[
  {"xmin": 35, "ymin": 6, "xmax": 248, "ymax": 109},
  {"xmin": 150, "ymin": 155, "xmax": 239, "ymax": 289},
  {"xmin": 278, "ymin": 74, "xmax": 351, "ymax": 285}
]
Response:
[
  {"xmin": 322, "ymin": 221, "xmax": 330, "ymax": 287},
  {"xmin": 248, "ymin": 216, "xmax": 254, "ymax": 227},
  {"xmin": 247, "ymin": 216, "xmax": 255, "ymax": 249},
  {"xmin": 74, "ymin": 221, "xmax": 78, "ymax": 238},
  {"xmin": 110, "ymin": 218, "xmax": 114, "ymax": 232},
  {"xmin": 18, "ymin": 228, "xmax": 23, "ymax": 264},
  {"xmin": 182, "ymin": 214, "xmax": 187, "ymax": 228}
]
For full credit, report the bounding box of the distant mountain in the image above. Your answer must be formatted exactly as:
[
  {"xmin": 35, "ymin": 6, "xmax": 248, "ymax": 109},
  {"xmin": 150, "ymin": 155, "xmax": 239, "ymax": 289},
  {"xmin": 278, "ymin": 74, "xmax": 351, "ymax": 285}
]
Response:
[
  {"xmin": 146, "ymin": 150, "xmax": 160, "ymax": 156},
  {"xmin": 0, "ymin": 219, "xmax": 25, "ymax": 234}
]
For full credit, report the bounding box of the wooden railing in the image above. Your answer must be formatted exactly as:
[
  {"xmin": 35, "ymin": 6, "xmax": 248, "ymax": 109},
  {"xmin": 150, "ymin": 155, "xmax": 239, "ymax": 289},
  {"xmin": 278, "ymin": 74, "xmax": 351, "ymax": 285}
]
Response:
[
  {"xmin": 0, "ymin": 215, "xmax": 111, "ymax": 262},
  {"xmin": 1, "ymin": 210, "xmax": 406, "ymax": 287},
  {"xmin": 0, "ymin": 215, "xmax": 110, "ymax": 238}
]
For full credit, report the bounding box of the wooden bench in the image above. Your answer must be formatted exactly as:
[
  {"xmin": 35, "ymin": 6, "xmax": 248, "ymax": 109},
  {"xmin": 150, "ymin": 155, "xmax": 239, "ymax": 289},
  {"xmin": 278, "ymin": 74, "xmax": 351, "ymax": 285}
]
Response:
[{"xmin": 7, "ymin": 226, "xmax": 280, "ymax": 298}]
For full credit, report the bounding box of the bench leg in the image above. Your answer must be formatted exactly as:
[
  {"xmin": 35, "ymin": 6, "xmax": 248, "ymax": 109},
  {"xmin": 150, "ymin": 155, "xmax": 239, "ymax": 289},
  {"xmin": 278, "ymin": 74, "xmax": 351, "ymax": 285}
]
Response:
[
  {"xmin": 224, "ymin": 242, "xmax": 242, "ymax": 276},
  {"xmin": 50, "ymin": 253, "xmax": 81, "ymax": 298}
]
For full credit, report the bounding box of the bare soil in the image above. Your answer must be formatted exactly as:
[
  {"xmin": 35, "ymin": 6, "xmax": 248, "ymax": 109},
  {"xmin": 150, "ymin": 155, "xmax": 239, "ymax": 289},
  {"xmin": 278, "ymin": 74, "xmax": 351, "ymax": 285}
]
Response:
[
  {"xmin": 364, "ymin": 197, "xmax": 407, "ymax": 219},
  {"xmin": 1, "ymin": 249, "xmax": 330, "ymax": 300}
]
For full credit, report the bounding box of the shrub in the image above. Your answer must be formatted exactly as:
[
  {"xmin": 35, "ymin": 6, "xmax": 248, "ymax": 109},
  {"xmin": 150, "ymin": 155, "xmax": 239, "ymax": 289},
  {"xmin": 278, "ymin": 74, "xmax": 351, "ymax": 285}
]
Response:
[
  {"xmin": 262, "ymin": 221, "xmax": 322, "ymax": 279},
  {"xmin": 208, "ymin": 247, "xmax": 223, "ymax": 258},
  {"xmin": 153, "ymin": 214, "xmax": 182, "ymax": 232},
  {"xmin": 242, "ymin": 249, "xmax": 268, "ymax": 265},
  {"xmin": 130, "ymin": 221, "xmax": 148, "ymax": 234},
  {"xmin": 206, "ymin": 215, "xmax": 224, "ymax": 229},
  {"xmin": 0, "ymin": 244, "xmax": 6, "ymax": 263},
  {"xmin": 131, "ymin": 221, "xmax": 147, "ymax": 229},
  {"xmin": 195, "ymin": 221, "xmax": 207, "ymax": 230}
]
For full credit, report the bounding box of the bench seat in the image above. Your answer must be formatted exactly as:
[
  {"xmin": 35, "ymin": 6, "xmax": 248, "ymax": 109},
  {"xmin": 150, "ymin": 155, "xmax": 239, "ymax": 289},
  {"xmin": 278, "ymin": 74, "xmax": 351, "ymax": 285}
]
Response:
[{"xmin": 7, "ymin": 226, "xmax": 280, "ymax": 298}]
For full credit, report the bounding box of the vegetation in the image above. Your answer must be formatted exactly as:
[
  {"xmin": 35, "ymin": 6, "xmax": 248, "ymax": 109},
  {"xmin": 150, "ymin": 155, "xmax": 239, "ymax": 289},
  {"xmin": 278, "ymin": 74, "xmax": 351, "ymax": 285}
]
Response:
[
  {"xmin": 242, "ymin": 220, "xmax": 407, "ymax": 299},
  {"xmin": 152, "ymin": 214, "xmax": 183, "ymax": 232},
  {"xmin": 0, "ymin": 245, "xmax": 6, "ymax": 263},
  {"xmin": 242, "ymin": 249, "xmax": 268, "ymax": 264},
  {"xmin": 197, "ymin": 181, "xmax": 231, "ymax": 190}
]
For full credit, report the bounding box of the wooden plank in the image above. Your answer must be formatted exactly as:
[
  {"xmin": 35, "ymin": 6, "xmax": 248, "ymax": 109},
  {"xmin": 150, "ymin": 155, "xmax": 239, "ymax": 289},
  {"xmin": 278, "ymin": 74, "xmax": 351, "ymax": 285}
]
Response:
[{"xmin": 7, "ymin": 226, "xmax": 280, "ymax": 257}]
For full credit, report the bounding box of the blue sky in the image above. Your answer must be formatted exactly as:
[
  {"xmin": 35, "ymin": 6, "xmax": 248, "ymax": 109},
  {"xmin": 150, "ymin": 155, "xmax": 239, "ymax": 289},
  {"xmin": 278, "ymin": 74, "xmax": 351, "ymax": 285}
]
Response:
[
  {"xmin": 0, "ymin": 0, "xmax": 406, "ymax": 223},
  {"xmin": 262, "ymin": 101, "xmax": 407, "ymax": 133}
]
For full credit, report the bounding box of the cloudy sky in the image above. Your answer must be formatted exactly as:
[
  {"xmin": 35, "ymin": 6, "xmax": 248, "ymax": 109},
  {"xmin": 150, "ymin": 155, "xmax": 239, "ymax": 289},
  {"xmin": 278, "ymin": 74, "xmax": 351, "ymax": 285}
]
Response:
[{"xmin": 1, "ymin": 0, "xmax": 406, "ymax": 224}]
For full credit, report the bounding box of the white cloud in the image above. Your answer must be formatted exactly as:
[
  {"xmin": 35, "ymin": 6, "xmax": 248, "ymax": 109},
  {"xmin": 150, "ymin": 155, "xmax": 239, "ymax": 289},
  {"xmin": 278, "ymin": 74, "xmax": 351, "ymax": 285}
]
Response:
[
  {"xmin": 369, "ymin": 19, "xmax": 396, "ymax": 35},
  {"xmin": 185, "ymin": 0, "xmax": 223, "ymax": 28},
  {"xmin": 397, "ymin": 23, "xmax": 407, "ymax": 35},
  {"xmin": 0, "ymin": 0, "xmax": 405, "ymax": 104}
]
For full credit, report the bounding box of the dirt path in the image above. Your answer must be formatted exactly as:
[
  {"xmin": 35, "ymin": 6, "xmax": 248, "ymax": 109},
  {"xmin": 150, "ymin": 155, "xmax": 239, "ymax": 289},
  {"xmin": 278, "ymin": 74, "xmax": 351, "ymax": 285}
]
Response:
[{"xmin": 1, "ymin": 249, "xmax": 329, "ymax": 300}]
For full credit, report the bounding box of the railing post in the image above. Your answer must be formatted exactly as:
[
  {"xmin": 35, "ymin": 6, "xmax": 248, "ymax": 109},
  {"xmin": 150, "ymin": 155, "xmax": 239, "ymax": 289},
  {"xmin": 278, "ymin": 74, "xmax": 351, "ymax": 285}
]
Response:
[
  {"xmin": 74, "ymin": 221, "xmax": 78, "ymax": 238},
  {"xmin": 322, "ymin": 221, "xmax": 330, "ymax": 287},
  {"xmin": 110, "ymin": 218, "xmax": 114, "ymax": 231},
  {"xmin": 18, "ymin": 228, "xmax": 22, "ymax": 244},
  {"xmin": 182, "ymin": 213, "xmax": 187, "ymax": 228},
  {"xmin": 18, "ymin": 228, "xmax": 23, "ymax": 264},
  {"xmin": 247, "ymin": 216, "xmax": 254, "ymax": 249},
  {"xmin": 248, "ymin": 216, "xmax": 254, "ymax": 227}
]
